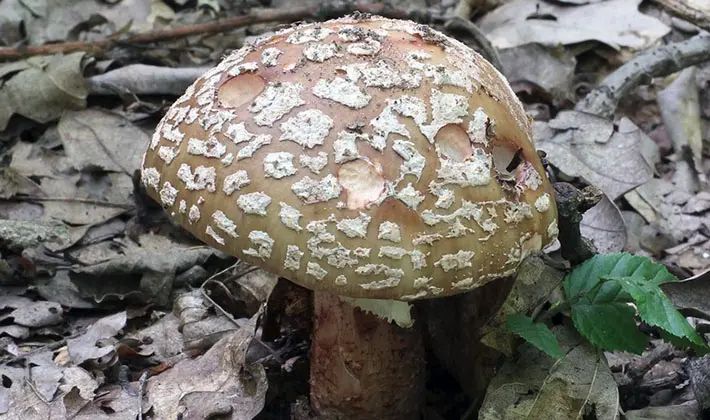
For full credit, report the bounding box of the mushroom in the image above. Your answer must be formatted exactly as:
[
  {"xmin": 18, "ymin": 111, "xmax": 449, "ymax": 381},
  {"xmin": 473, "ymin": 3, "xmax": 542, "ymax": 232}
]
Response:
[{"xmin": 140, "ymin": 14, "xmax": 558, "ymax": 420}]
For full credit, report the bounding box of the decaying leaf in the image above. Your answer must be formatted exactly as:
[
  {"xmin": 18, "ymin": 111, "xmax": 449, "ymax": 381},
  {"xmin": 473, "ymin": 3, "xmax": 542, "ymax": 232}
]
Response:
[
  {"xmin": 580, "ymin": 193, "xmax": 627, "ymax": 253},
  {"xmin": 145, "ymin": 309, "xmax": 268, "ymax": 419},
  {"xmin": 535, "ymin": 111, "xmax": 654, "ymax": 200},
  {"xmin": 0, "ymin": 52, "xmax": 89, "ymax": 130},
  {"xmin": 480, "ymin": 324, "xmax": 620, "ymax": 420},
  {"xmin": 477, "ymin": 0, "xmax": 669, "ymax": 51},
  {"xmin": 66, "ymin": 311, "xmax": 126, "ymax": 365},
  {"xmin": 86, "ymin": 64, "xmax": 210, "ymax": 96}
]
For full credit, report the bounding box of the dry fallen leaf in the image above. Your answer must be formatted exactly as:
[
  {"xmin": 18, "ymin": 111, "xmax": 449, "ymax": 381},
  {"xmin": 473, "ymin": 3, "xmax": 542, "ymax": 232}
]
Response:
[
  {"xmin": 67, "ymin": 311, "xmax": 126, "ymax": 365},
  {"xmin": 535, "ymin": 111, "xmax": 654, "ymax": 200},
  {"xmin": 0, "ymin": 53, "xmax": 88, "ymax": 130},
  {"xmin": 480, "ymin": 324, "xmax": 620, "ymax": 420},
  {"xmin": 477, "ymin": 0, "xmax": 669, "ymax": 51},
  {"xmin": 86, "ymin": 64, "xmax": 210, "ymax": 96},
  {"xmin": 580, "ymin": 193, "xmax": 628, "ymax": 253},
  {"xmin": 146, "ymin": 309, "xmax": 268, "ymax": 419}
]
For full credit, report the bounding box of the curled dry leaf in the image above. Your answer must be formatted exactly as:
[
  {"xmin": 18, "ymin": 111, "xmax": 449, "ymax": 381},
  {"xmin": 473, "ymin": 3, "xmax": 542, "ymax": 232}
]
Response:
[
  {"xmin": 480, "ymin": 324, "xmax": 620, "ymax": 420},
  {"xmin": 66, "ymin": 311, "xmax": 126, "ymax": 365},
  {"xmin": 477, "ymin": 0, "xmax": 669, "ymax": 51},
  {"xmin": 580, "ymin": 192, "xmax": 627, "ymax": 253},
  {"xmin": 499, "ymin": 43, "xmax": 577, "ymax": 102}
]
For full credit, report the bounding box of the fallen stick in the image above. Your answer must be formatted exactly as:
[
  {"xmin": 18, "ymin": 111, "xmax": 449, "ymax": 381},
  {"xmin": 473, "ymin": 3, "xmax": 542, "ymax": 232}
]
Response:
[
  {"xmin": 0, "ymin": 3, "xmax": 416, "ymax": 60},
  {"xmin": 576, "ymin": 34, "xmax": 710, "ymax": 118}
]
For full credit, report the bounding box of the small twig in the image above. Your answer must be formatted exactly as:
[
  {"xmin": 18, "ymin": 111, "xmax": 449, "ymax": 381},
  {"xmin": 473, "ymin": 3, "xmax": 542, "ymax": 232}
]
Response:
[
  {"xmin": 444, "ymin": 17, "xmax": 503, "ymax": 72},
  {"xmin": 2, "ymin": 337, "xmax": 72, "ymax": 365},
  {"xmin": 0, "ymin": 3, "xmax": 416, "ymax": 60},
  {"xmin": 576, "ymin": 34, "xmax": 710, "ymax": 119},
  {"xmin": 137, "ymin": 370, "xmax": 148, "ymax": 420},
  {"xmin": 12, "ymin": 196, "xmax": 135, "ymax": 209}
]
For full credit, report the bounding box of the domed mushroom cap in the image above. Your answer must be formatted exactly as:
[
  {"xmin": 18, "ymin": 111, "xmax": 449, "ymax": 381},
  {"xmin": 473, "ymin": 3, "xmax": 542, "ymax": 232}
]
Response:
[{"xmin": 140, "ymin": 15, "xmax": 558, "ymax": 301}]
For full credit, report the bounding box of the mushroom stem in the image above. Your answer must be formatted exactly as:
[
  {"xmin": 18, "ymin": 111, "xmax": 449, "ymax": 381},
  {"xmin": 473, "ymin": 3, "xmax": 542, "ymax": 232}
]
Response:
[{"xmin": 310, "ymin": 290, "xmax": 426, "ymax": 419}]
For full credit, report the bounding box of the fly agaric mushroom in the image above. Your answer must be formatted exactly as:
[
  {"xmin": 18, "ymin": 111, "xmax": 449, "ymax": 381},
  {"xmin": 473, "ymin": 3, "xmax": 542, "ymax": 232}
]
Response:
[{"xmin": 140, "ymin": 14, "xmax": 558, "ymax": 419}]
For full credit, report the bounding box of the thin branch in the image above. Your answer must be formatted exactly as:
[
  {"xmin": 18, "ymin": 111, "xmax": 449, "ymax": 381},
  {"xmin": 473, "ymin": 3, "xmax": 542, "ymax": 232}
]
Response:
[
  {"xmin": 576, "ymin": 34, "xmax": 710, "ymax": 118},
  {"xmin": 0, "ymin": 3, "xmax": 417, "ymax": 60}
]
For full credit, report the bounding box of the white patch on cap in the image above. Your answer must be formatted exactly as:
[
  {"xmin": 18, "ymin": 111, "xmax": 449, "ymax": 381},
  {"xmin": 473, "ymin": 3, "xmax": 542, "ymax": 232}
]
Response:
[
  {"xmin": 354, "ymin": 247, "xmax": 371, "ymax": 258},
  {"xmin": 243, "ymin": 231, "xmax": 274, "ymax": 260},
  {"xmin": 379, "ymin": 246, "xmax": 408, "ymax": 260},
  {"xmin": 313, "ymin": 77, "xmax": 371, "ymax": 109},
  {"xmin": 423, "ymin": 64, "xmax": 473, "ymax": 93},
  {"xmin": 205, "ymin": 226, "xmax": 225, "ymax": 245},
  {"xmin": 161, "ymin": 123, "xmax": 185, "ymax": 145},
  {"xmin": 356, "ymin": 264, "xmax": 404, "ymax": 290},
  {"xmin": 504, "ymin": 202, "xmax": 533, "ymax": 224},
  {"xmin": 176, "ymin": 164, "xmax": 217, "ymax": 192},
  {"xmin": 307, "ymin": 262, "xmax": 328, "ymax": 280},
  {"xmin": 264, "ymin": 152, "xmax": 297, "ymax": 179},
  {"xmin": 335, "ymin": 213, "xmax": 371, "ymax": 238},
  {"xmin": 142, "ymin": 167, "xmax": 160, "ymax": 190},
  {"xmin": 452, "ymin": 277, "xmax": 482, "ymax": 291},
  {"xmin": 287, "ymin": 27, "xmax": 333, "ymax": 44},
  {"xmin": 189, "ymin": 205, "xmax": 200, "ymax": 223},
  {"xmin": 347, "ymin": 39, "xmax": 381, "ymax": 55},
  {"xmin": 303, "ymin": 42, "xmax": 339, "ymax": 62},
  {"xmin": 178, "ymin": 200, "xmax": 187, "ymax": 214},
  {"xmin": 284, "ymin": 245, "xmax": 304, "ymax": 271},
  {"xmin": 212, "ymin": 210, "xmax": 238, "ymax": 238},
  {"xmin": 187, "ymin": 137, "xmax": 226, "ymax": 158},
  {"xmin": 280, "ymin": 109, "xmax": 334, "ymax": 149},
  {"xmin": 227, "ymin": 62, "xmax": 259, "ymax": 77},
  {"xmin": 535, "ymin": 193, "xmax": 551, "ymax": 212},
  {"xmin": 412, "ymin": 233, "xmax": 443, "ymax": 246},
  {"xmin": 225, "ymin": 122, "xmax": 255, "ymax": 144},
  {"xmin": 279, "ymin": 202, "xmax": 302, "ymax": 231},
  {"xmin": 370, "ymin": 96, "xmax": 427, "ymax": 151},
  {"xmin": 521, "ymin": 162, "xmax": 542, "ymax": 191},
  {"xmin": 237, "ymin": 192, "xmax": 272, "ymax": 216},
  {"xmin": 468, "ymin": 108, "xmax": 491, "ymax": 146},
  {"xmin": 392, "ymin": 140, "xmax": 426, "ymax": 180},
  {"xmin": 237, "ymin": 134, "xmax": 272, "ymax": 160},
  {"xmin": 221, "ymin": 153, "xmax": 234, "ymax": 166},
  {"xmin": 410, "ymin": 250, "xmax": 427, "ymax": 270},
  {"xmin": 159, "ymin": 182, "xmax": 178, "ymax": 206},
  {"xmin": 299, "ymin": 152, "xmax": 328, "ymax": 174},
  {"xmin": 434, "ymin": 148, "xmax": 492, "ymax": 187},
  {"xmin": 405, "ymin": 50, "xmax": 432, "ymax": 70},
  {"xmin": 395, "ymin": 183, "xmax": 425, "ymax": 210},
  {"xmin": 548, "ymin": 219, "xmax": 559, "ymax": 238},
  {"xmin": 378, "ymin": 221, "xmax": 401, "ymax": 243},
  {"xmin": 419, "ymin": 90, "xmax": 469, "ymax": 143},
  {"xmin": 223, "ymin": 170, "xmax": 250, "ymax": 195},
  {"xmin": 333, "ymin": 131, "xmax": 363, "ymax": 163},
  {"xmin": 291, "ymin": 174, "xmax": 342, "ymax": 204},
  {"xmin": 261, "ymin": 48, "xmax": 283, "ymax": 67},
  {"xmin": 432, "ymin": 187, "xmax": 455, "ymax": 209},
  {"xmin": 435, "ymin": 250, "xmax": 474, "ymax": 272},
  {"xmin": 335, "ymin": 275, "xmax": 347, "ymax": 285},
  {"xmin": 250, "ymin": 82, "xmax": 305, "ymax": 127},
  {"xmin": 157, "ymin": 146, "xmax": 179, "ymax": 164},
  {"xmin": 358, "ymin": 60, "xmax": 421, "ymax": 89}
]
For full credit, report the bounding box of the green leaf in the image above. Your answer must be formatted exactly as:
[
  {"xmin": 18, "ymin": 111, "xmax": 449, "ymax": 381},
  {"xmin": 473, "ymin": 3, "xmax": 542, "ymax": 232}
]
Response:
[
  {"xmin": 570, "ymin": 292, "xmax": 648, "ymax": 354},
  {"xmin": 564, "ymin": 252, "xmax": 677, "ymax": 300},
  {"xmin": 505, "ymin": 314, "xmax": 565, "ymax": 359},
  {"xmin": 611, "ymin": 276, "xmax": 707, "ymax": 350}
]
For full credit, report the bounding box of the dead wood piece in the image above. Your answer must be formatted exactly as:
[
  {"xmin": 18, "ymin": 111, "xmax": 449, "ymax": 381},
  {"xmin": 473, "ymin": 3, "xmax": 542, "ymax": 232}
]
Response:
[
  {"xmin": 577, "ymin": 34, "xmax": 710, "ymax": 119},
  {"xmin": 553, "ymin": 182, "xmax": 600, "ymax": 265},
  {"xmin": 686, "ymin": 355, "xmax": 710, "ymax": 416},
  {"xmin": 649, "ymin": 0, "xmax": 710, "ymax": 32},
  {"xmin": 0, "ymin": 3, "xmax": 416, "ymax": 60}
]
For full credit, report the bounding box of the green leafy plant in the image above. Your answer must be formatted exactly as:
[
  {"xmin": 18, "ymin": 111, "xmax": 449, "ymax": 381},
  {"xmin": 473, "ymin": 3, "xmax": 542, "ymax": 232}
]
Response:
[{"xmin": 506, "ymin": 252, "xmax": 709, "ymax": 359}]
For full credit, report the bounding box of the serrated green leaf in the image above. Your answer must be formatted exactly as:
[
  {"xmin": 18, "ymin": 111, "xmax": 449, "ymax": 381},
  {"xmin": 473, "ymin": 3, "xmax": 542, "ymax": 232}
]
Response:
[
  {"xmin": 564, "ymin": 252, "xmax": 677, "ymax": 300},
  {"xmin": 611, "ymin": 276, "xmax": 707, "ymax": 350},
  {"xmin": 505, "ymin": 314, "xmax": 565, "ymax": 359},
  {"xmin": 570, "ymin": 298, "xmax": 648, "ymax": 353}
]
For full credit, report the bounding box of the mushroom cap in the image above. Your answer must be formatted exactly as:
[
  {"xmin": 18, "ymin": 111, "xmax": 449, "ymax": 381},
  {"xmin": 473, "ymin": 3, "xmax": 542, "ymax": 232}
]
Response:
[{"xmin": 140, "ymin": 15, "xmax": 558, "ymax": 301}]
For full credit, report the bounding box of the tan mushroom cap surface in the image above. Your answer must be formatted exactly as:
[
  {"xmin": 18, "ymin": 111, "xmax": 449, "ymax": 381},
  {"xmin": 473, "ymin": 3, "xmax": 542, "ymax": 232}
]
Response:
[{"xmin": 140, "ymin": 14, "xmax": 559, "ymax": 301}]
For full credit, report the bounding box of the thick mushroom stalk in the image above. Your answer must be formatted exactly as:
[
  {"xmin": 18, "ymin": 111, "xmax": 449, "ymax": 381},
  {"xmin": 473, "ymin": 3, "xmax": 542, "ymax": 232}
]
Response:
[{"xmin": 139, "ymin": 15, "xmax": 558, "ymax": 419}]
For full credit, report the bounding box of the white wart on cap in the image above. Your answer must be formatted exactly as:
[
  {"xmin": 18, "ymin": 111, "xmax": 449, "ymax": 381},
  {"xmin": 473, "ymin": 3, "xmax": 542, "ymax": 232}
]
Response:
[{"xmin": 140, "ymin": 15, "xmax": 559, "ymax": 301}]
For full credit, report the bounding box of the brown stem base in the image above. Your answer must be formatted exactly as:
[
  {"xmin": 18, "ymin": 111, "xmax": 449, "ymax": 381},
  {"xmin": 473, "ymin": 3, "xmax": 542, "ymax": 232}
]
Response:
[{"xmin": 309, "ymin": 291, "xmax": 425, "ymax": 420}]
